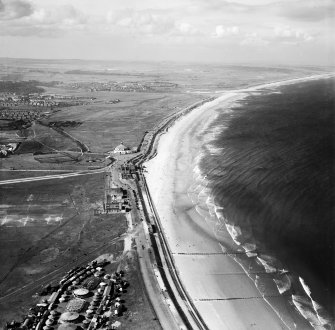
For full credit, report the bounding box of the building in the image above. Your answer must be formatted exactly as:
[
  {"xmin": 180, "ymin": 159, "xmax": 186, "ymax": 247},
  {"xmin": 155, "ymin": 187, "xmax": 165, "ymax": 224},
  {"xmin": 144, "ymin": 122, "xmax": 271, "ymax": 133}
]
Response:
[
  {"xmin": 73, "ymin": 288, "xmax": 89, "ymax": 298},
  {"xmin": 59, "ymin": 312, "xmax": 80, "ymax": 323},
  {"xmin": 113, "ymin": 142, "xmax": 130, "ymax": 154},
  {"xmin": 58, "ymin": 324, "xmax": 78, "ymax": 330},
  {"xmin": 104, "ymin": 187, "xmax": 128, "ymax": 213},
  {"xmin": 66, "ymin": 298, "xmax": 86, "ymax": 313},
  {"xmin": 105, "ymin": 202, "xmax": 122, "ymax": 213},
  {"xmin": 108, "ymin": 188, "xmax": 124, "ymax": 201}
]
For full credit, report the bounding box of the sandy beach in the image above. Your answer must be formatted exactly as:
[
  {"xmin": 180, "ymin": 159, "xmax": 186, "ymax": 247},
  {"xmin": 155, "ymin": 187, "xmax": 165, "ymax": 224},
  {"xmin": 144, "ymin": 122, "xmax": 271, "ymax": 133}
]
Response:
[{"xmin": 143, "ymin": 76, "xmax": 332, "ymax": 329}]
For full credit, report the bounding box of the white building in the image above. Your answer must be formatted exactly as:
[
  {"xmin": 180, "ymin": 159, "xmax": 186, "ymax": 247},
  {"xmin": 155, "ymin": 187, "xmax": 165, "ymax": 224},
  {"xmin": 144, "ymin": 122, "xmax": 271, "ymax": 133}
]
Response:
[{"xmin": 113, "ymin": 142, "xmax": 130, "ymax": 154}]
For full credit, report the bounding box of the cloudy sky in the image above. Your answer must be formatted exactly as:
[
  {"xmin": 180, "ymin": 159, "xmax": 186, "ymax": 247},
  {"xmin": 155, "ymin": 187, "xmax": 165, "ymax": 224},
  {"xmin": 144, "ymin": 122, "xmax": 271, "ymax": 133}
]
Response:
[{"xmin": 0, "ymin": 0, "xmax": 334, "ymax": 65}]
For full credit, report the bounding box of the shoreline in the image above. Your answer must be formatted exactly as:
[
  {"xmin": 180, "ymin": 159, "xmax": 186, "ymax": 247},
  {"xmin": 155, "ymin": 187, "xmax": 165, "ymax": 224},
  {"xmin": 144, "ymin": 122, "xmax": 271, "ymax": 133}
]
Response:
[{"xmin": 142, "ymin": 74, "xmax": 333, "ymax": 329}]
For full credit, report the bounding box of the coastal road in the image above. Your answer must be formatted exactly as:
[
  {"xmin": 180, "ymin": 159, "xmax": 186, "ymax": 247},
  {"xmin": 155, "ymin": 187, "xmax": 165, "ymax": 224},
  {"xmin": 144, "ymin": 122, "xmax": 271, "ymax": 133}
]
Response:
[
  {"xmin": 110, "ymin": 162, "xmax": 184, "ymax": 330},
  {"xmin": 135, "ymin": 222, "xmax": 183, "ymax": 330}
]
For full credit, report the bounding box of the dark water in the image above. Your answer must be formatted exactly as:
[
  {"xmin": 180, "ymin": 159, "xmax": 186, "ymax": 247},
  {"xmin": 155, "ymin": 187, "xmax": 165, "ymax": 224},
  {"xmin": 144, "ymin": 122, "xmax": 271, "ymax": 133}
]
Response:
[{"xmin": 200, "ymin": 78, "xmax": 335, "ymax": 326}]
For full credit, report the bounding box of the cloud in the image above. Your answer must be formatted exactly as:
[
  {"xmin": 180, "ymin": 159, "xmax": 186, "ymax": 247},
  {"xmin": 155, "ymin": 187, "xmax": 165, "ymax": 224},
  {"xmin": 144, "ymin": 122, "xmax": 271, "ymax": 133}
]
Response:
[
  {"xmin": 239, "ymin": 25, "xmax": 314, "ymax": 47},
  {"xmin": 194, "ymin": 0, "xmax": 335, "ymax": 23},
  {"xmin": 193, "ymin": 0, "xmax": 252, "ymax": 13},
  {"xmin": 276, "ymin": 0, "xmax": 335, "ymax": 22},
  {"xmin": 240, "ymin": 32, "xmax": 268, "ymax": 46},
  {"xmin": 214, "ymin": 25, "xmax": 239, "ymax": 38},
  {"xmin": 176, "ymin": 22, "xmax": 199, "ymax": 36},
  {"xmin": 273, "ymin": 26, "xmax": 314, "ymax": 43},
  {"xmin": 30, "ymin": 5, "xmax": 87, "ymax": 27},
  {"xmin": 106, "ymin": 9, "xmax": 201, "ymax": 38},
  {"xmin": 0, "ymin": 4, "xmax": 87, "ymax": 37},
  {"xmin": 0, "ymin": 0, "xmax": 33, "ymax": 20},
  {"xmin": 107, "ymin": 9, "xmax": 175, "ymax": 35}
]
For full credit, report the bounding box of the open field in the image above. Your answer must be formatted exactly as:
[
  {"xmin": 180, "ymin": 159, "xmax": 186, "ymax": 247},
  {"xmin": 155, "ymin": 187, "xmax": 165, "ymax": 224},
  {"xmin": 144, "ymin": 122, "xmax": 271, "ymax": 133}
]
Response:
[
  {"xmin": 49, "ymin": 92, "xmax": 204, "ymax": 152},
  {"xmin": 0, "ymin": 172, "xmax": 128, "ymax": 326}
]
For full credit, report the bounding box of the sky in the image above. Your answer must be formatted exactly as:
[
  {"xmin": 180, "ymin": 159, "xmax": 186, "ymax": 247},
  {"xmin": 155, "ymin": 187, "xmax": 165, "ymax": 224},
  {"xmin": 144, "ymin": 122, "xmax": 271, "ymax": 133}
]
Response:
[{"xmin": 0, "ymin": 0, "xmax": 334, "ymax": 66}]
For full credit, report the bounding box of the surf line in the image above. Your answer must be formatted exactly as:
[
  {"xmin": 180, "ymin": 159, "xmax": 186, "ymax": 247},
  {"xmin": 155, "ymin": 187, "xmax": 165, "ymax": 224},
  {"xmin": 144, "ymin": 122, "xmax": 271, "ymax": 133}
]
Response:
[{"xmin": 195, "ymin": 294, "xmax": 291, "ymax": 302}]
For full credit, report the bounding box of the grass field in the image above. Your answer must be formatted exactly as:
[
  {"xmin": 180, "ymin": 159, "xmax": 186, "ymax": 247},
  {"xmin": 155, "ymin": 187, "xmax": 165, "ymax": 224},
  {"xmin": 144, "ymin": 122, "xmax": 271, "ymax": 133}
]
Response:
[
  {"xmin": 0, "ymin": 172, "xmax": 128, "ymax": 326},
  {"xmin": 49, "ymin": 91, "xmax": 204, "ymax": 152}
]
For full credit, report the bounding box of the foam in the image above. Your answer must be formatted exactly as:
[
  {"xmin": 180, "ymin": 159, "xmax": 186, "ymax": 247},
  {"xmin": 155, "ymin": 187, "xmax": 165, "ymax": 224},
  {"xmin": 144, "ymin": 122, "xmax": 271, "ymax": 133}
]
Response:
[
  {"xmin": 242, "ymin": 243, "xmax": 258, "ymax": 257},
  {"xmin": 273, "ymin": 275, "xmax": 291, "ymax": 295},
  {"xmin": 256, "ymin": 255, "xmax": 278, "ymax": 274},
  {"xmin": 292, "ymin": 295, "xmax": 329, "ymax": 329},
  {"xmin": 225, "ymin": 223, "xmax": 242, "ymax": 246},
  {"xmin": 299, "ymin": 277, "xmax": 332, "ymax": 327}
]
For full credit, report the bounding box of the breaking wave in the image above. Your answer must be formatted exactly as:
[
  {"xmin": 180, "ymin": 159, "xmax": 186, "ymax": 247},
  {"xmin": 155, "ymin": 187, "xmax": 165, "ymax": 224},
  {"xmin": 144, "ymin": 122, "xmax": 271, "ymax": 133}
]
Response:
[{"xmin": 187, "ymin": 78, "xmax": 335, "ymax": 328}]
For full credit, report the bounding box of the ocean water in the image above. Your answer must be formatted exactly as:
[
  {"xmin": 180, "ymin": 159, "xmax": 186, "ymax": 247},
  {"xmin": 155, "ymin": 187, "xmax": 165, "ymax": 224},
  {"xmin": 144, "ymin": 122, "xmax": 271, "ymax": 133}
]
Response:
[{"xmin": 194, "ymin": 78, "xmax": 335, "ymax": 329}]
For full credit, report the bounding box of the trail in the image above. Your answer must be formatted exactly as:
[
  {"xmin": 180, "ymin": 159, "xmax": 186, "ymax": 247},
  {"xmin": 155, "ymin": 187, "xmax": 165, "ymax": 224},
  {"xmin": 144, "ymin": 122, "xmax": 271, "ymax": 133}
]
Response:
[{"xmin": 0, "ymin": 169, "xmax": 106, "ymax": 185}]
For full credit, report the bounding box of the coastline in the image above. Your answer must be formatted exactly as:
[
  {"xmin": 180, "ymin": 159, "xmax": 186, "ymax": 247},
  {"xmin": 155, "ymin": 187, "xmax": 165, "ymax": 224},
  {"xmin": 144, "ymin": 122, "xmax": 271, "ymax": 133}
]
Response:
[{"xmin": 142, "ymin": 74, "xmax": 333, "ymax": 329}]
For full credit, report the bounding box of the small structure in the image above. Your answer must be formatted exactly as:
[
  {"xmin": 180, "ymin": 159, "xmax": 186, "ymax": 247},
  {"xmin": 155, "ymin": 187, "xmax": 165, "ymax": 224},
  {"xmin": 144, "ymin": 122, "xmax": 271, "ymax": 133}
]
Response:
[
  {"xmin": 59, "ymin": 312, "xmax": 80, "ymax": 323},
  {"xmin": 107, "ymin": 188, "xmax": 124, "ymax": 202},
  {"xmin": 83, "ymin": 277, "xmax": 100, "ymax": 290},
  {"xmin": 111, "ymin": 320, "xmax": 121, "ymax": 329},
  {"xmin": 104, "ymin": 186, "xmax": 129, "ymax": 213},
  {"xmin": 58, "ymin": 324, "xmax": 78, "ymax": 330},
  {"xmin": 66, "ymin": 298, "xmax": 86, "ymax": 313},
  {"xmin": 113, "ymin": 142, "xmax": 130, "ymax": 154},
  {"xmin": 73, "ymin": 288, "xmax": 89, "ymax": 298}
]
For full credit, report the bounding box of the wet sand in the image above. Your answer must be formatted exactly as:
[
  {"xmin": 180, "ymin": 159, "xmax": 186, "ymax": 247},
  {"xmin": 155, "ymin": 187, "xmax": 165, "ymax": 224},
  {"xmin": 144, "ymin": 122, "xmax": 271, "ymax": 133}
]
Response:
[{"xmin": 144, "ymin": 76, "xmax": 331, "ymax": 329}]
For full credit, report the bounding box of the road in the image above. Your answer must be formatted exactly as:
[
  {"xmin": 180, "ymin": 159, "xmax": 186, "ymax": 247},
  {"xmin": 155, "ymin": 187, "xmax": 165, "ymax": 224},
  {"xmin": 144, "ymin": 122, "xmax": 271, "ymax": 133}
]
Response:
[
  {"xmin": 0, "ymin": 168, "xmax": 106, "ymax": 185},
  {"xmin": 135, "ymin": 221, "xmax": 183, "ymax": 330}
]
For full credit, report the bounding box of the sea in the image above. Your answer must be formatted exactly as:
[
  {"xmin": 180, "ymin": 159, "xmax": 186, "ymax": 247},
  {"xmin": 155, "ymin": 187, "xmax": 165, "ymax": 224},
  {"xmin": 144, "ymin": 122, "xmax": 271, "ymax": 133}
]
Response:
[{"xmin": 191, "ymin": 77, "xmax": 335, "ymax": 329}]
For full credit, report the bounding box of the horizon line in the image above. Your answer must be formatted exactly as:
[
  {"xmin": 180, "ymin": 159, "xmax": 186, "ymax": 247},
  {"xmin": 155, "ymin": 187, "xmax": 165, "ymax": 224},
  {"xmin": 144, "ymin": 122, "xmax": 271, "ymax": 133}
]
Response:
[{"xmin": 0, "ymin": 56, "xmax": 334, "ymax": 69}]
